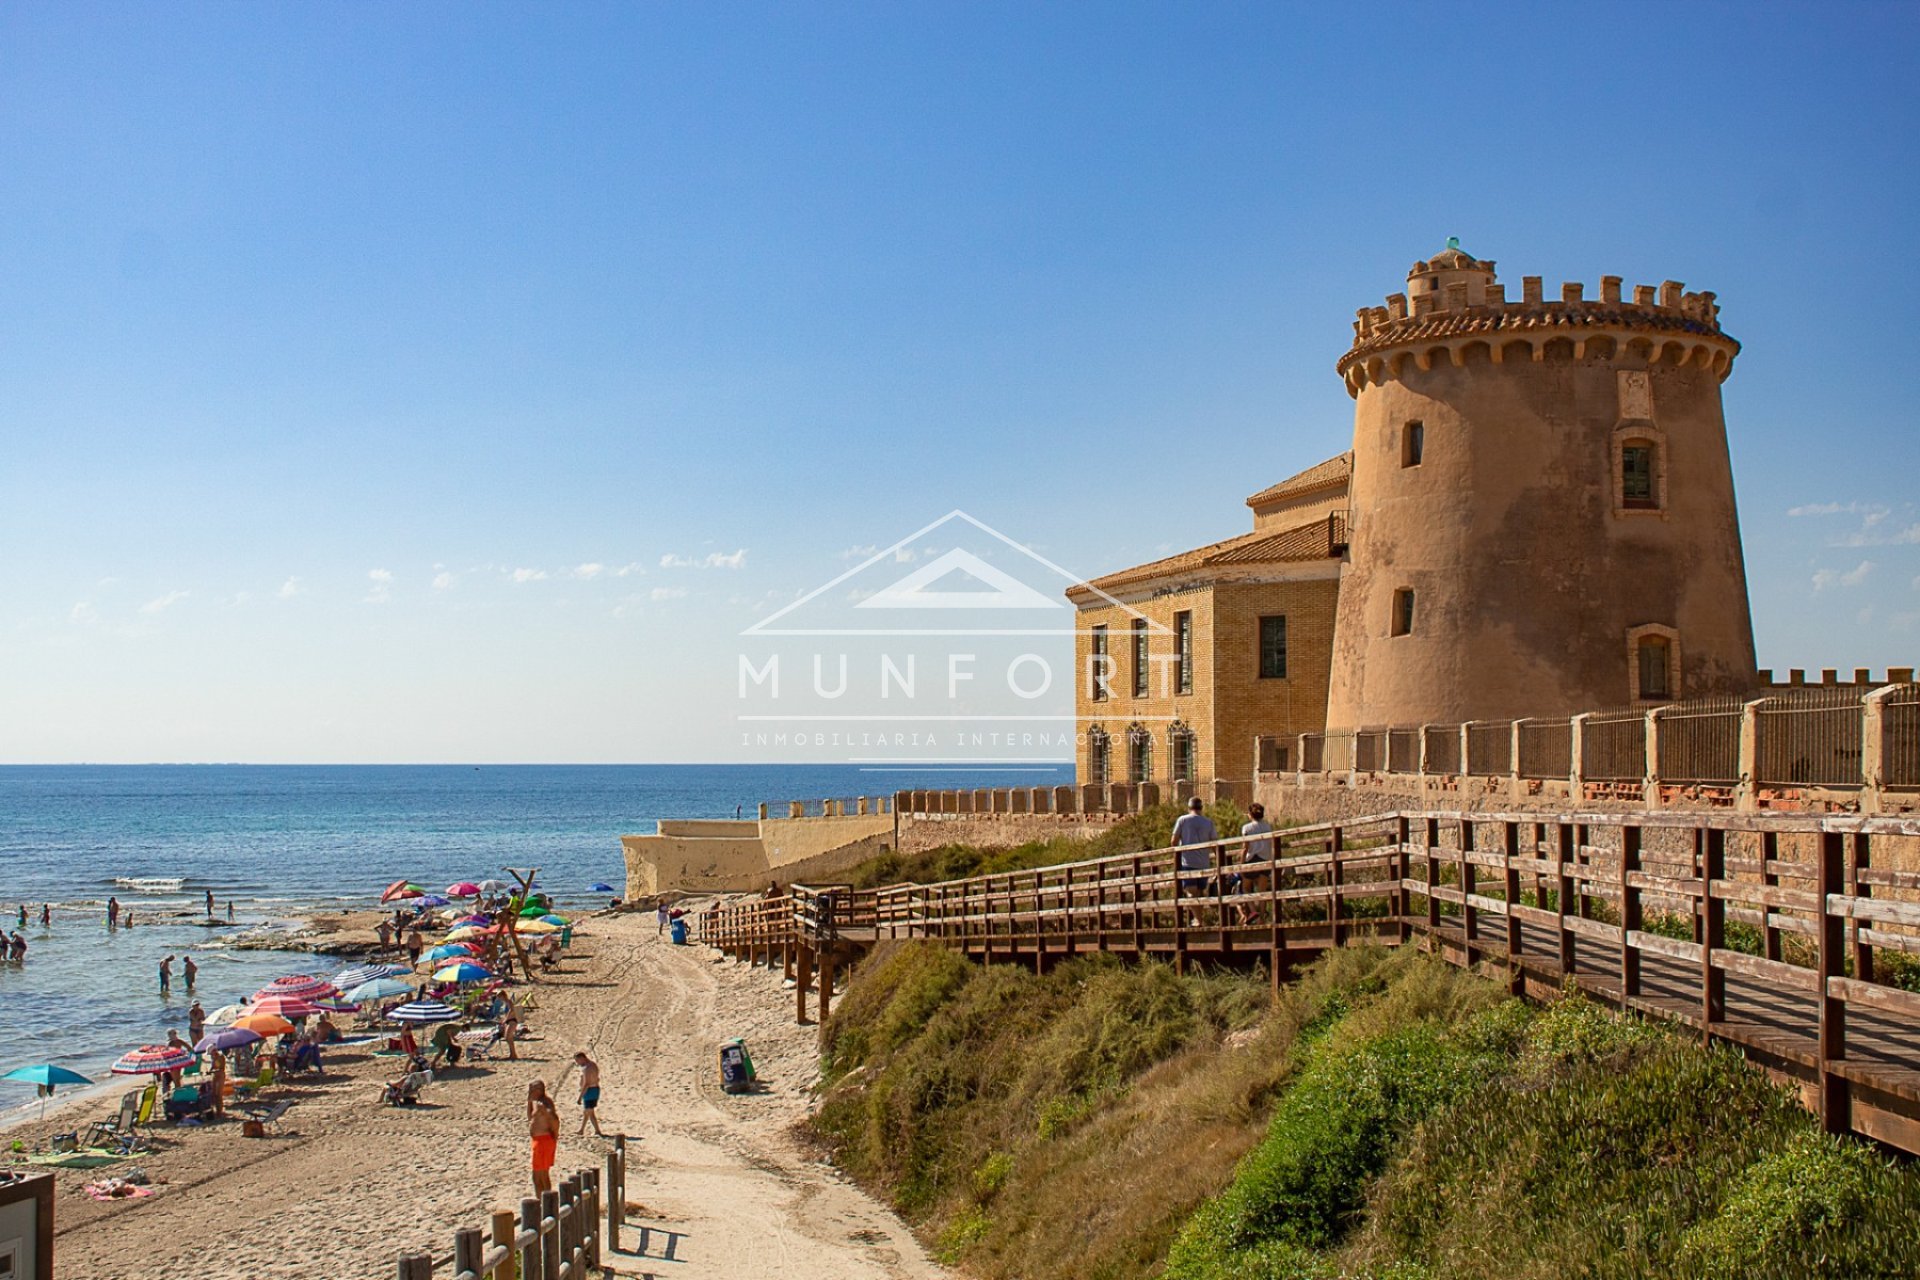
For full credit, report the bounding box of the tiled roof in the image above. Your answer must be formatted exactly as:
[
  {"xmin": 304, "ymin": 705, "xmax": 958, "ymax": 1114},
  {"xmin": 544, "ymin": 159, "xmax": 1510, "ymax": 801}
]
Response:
[
  {"xmin": 1069, "ymin": 513, "xmax": 1345, "ymax": 597},
  {"xmin": 1244, "ymin": 453, "xmax": 1352, "ymax": 510}
]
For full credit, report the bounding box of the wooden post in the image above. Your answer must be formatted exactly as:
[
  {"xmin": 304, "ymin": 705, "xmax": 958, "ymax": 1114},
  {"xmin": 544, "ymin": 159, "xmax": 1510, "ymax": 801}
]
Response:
[
  {"xmin": 795, "ymin": 945, "xmax": 813, "ymax": 1024},
  {"xmin": 455, "ymin": 1227, "xmax": 482, "ymax": 1278},
  {"xmin": 1761, "ymin": 830, "xmax": 1782, "ymax": 963},
  {"xmin": 540, "ymin": 1189, "xmax": 561, "ymax": 1280},
  {"xmin": 1424, "ymin": 817, "xmax": 1441, "ymax": 944},
  {"xmin": 1818, "ymin": 830, "xmax": 1850, "ymax": 1134},
  {"xmin": 819, "ymin": 951, "xmax": 836, "ymax": 1022},
  {"xmin": 605, "ymin": 1149, "xmax": 622, "ymax": 1255},
  {"xmin": 519, "ymin": 1198, "xmax": 541, "ymax": 1280},
  {"xmin": 1328, "ymin": 824, "xmax": 1345, "ymax": 948},
  {"xmin": 492, "ymin": 1210, "xmax": 518, "ymax": 1280},
  {"xmin": 1850, "ymin": 832, "xmax": 1873, "ymax": 984},
  {"xmin": 1556, "ymin": 821, "xmax": 1577, "ymax": 979},
  {"xmin": 584, "ymin": 1168, "xmax": 602, "ymax": 1270},
  {"xmin": 1621, "ymin": 824, "xmax": 1643, "ymax": 999},
  {"xmin": 1394, "ymin": 816, "xmax": 1412, "ymax": 943},
  {"xmin": 1702, "ymin": 826, "xmax": 1726, "ymax": 1035},
  {"xmin": 397, "ymin": 1256, "xmax": 432, "ymax": 1280},
  {"xmin": 1459, "ymin": 819, "xmax": 1478, "ymax": 964},
  {"xmin": 1503, "ymin": 820, "xmax": 1523, "ymax": 994},
  {"xmin": 1131, "ymin": 854, "xmax": 1144, "ymax": 951}
]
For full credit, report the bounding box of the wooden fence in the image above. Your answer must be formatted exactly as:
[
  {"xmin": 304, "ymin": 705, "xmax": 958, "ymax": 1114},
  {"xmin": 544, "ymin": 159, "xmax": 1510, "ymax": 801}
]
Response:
[
  {"xmin": 698, "ymin": 809, "xmax": 1920, "ymax": 1155},
  {"xmin": 396, "ymin": 1135, "xmax": 627, "ymax": 1279}
]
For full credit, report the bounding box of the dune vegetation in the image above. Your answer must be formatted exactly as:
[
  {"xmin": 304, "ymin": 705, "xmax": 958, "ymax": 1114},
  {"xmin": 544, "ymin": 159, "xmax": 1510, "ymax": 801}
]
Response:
[{"xmin": 811, "ymin": 940, "xmax": 1920, "ymax": 1280}]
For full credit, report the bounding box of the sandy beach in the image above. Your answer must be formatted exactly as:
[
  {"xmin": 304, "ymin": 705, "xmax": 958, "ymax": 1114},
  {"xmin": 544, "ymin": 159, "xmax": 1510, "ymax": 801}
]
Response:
[{"xmin": 13, "ymin": 908, "xmax": 945, "ymax": 1280}]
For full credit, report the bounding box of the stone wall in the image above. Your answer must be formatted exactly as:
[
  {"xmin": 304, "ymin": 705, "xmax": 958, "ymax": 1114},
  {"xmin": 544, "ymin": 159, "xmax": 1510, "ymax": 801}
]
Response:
[{"xmin": 897, "ymin": 812, "xmax": 1115, "ymax": 855}]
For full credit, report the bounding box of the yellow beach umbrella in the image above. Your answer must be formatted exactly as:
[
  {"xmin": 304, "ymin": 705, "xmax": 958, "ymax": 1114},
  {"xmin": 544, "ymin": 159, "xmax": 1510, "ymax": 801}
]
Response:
[{"xmin": 517, "ymin": 919, "xmax": 561, "ymax": 934}]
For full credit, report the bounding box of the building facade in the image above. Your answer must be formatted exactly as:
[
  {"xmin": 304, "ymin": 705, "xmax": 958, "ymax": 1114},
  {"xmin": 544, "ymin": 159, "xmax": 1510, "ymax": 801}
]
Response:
[{"xmin": 1068, "ymin": 241, "xmax": 1761, "ymax": 784}]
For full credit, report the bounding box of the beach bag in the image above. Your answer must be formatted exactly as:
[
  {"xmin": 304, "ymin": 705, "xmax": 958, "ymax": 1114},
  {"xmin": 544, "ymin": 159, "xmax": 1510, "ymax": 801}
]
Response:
[
  {"xmin": 719, "ymin": 1039, "xmax": 755, "ymax": 1093},
  {"xmin": 669, "ymin": 919, "xmax": 689, "ymax": 945}
]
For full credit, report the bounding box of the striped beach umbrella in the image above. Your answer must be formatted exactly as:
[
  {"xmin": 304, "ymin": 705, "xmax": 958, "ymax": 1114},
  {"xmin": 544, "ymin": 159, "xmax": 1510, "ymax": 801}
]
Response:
[
  {"xmin": 345, "ymin": 977, "xmax": 413, "ymax": 1003},
  {"xmin": 255, "ymin": 974, "xmax": 340, "ymax": 1002},
  {"xmin": 245, "ymin": 994, "xmax": 324, "ymax": 1019},
  {"xmin": 332, "ymin": 963, "xmax": 409, "ymax": 990},
  {"xmin": 387, "ymin": 1000, "xmax": 462, "ymax": 1023},
  {"xmin": 111, "ymin": 1045, "xmax": 197, "ymax": 1076}
]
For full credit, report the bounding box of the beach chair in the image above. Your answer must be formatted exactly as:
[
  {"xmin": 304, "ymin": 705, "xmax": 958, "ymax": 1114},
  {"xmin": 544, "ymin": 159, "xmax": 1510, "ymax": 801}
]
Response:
[
  {"xmin": 455, "ymin": 1027, "xmax": 502, "ymax": 1062},
  {"xmin": 383, "ymin": 1071, "xmax": 431, "ymax": 1107},
  {"xmin": 238, "ymin": 1099, "xmax": 294, "ymax": 1134},
  {"xmin": 84, "ymin": 1090, "xmax": 142, "ymax": 1151},
  {"xmin": 132, "ymin": 1084, "xmax": 159, "ymax": 1136}
]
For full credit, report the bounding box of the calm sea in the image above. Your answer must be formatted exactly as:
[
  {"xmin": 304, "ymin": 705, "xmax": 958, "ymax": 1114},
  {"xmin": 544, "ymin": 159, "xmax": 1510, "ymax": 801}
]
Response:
[{"xmin": 0, "ymin": 763, "xmax": 1071, "ymax": 1114}]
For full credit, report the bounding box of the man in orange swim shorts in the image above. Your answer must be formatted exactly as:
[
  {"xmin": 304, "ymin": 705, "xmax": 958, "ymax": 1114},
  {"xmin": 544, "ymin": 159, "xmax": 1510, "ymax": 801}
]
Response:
[{"xmin": 528, "ymin": 1079, "xmax": 560, "ymax": 1196}]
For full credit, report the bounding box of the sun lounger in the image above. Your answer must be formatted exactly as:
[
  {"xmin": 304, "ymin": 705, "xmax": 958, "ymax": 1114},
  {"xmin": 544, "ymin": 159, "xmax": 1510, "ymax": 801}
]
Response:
[
  {"xmin": 238, "ymin": 1099, "xmax": 294, "ymax": 1133},
  {"xmin": 85, "ymin": 1091, "xmax": 142, "ymax": 1149},
  {"xmin": 383, "ymin": 1071, "xmax": 431, "ymax": 1107},
  {"xmin": 454, "ymin": 1027, "xmax": 502, "ymax": 1061}
]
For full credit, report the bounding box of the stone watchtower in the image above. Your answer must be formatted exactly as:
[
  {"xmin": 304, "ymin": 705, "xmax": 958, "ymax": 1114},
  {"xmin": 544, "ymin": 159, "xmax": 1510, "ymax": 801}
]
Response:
[{"xmin": 1323, "ymin": 242, "xmax": 1757, "ymax": 728}]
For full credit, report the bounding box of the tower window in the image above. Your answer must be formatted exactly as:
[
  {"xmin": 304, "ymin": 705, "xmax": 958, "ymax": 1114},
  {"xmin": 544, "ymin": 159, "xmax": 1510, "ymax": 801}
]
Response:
[
  {"xmin": 1392, "ymin": 588, "xmax": 1416, "ymax": 637},
  {"xmin": 1088, "ymin": 731, "xmax": 1111, "ymax": 785},
  {"xmin": 1131, "ymin": 619, "xmax": 1149, "ymax": 698},
  {"xmin": 1622, "ymin": 441, "xmax": 1657, "ymax": 509},
  {"xmin": 1258, "ymin": 615, "xmax": 1288, "ymax": 679},
  {"xmin": 1129, "ymin": 731, "xmax": 1153, "ymax": 783},
  {"xmin": 1637, "ymin": 635, "xmax": 1672, "ymax": 700},
  {"xmin": 1402, "ymin": 421, "xmax": 1424, "ymax": 468},
  {"xmin": 1170, "ymin": 728, "xmax": 1196, "ymax": 782},
  {"xmin": 1174, "ymin": 611, "xmax": 1193, "ymax": 695},
  {"xmin": 1088, "ymin": 625, "xmax": 1109, "ymax": 701}
]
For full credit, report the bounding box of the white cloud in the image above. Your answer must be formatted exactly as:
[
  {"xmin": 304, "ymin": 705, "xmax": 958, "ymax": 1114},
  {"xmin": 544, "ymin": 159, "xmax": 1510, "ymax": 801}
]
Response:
[
  {"xmin": 508, "ymin": 568, "xmax": 548, "ymax": 584},
  {"xmin": 432, "ymin": 571, "xmax": 454, "ymax": 590},
  {"xmin": 1812, "ymin": 560, "xmax": 1874, "ymax": 591},
  {"xmin": 1913, "ymin": 574, "xmax": 1920, "ymax": 593},
  {"xmin": 1788, "ymin": 501, "xmax": 1885, "ymax": 518},
  {"xmin": 139, "ymin": 590, "xmax": 188, "ymax": 615},
  {"xmin": 610, "ymin": 562, "xmax": 645, "ymax": 577},
  {"xmin": 660, "ymin": 549, "xmax": 747, "ymax": 570},
  {"xmin": 1835, "ymin": 523, "xmax": 1920, "ymax": 548},
  {"xmin": 365, "ymin": 569, "xmax": 393, "ymax": 604},
  {"xmin": 277, "ymin": 577, "xmax": 302, "ymax": 599},
  {"xmin": 69, "ymin": 602, "xmax": 97, "ymax": 625},
  {"xmin": 649, "ymin": 586, "xmax": 688, "ymax": 601},
  {"xmin": 569, "ymin": 563, "xmax": 604, "ymax": 581}
]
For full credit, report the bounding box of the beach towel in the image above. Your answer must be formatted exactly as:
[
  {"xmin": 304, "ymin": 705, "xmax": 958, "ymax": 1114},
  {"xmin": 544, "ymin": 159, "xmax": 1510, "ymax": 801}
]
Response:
[{"xmin": 83, "ymin": 1179, "xmax": 155, "ymax": 1202}]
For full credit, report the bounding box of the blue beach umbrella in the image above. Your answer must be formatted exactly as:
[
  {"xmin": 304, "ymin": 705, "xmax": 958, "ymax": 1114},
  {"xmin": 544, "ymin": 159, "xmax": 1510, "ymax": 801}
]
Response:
[
  {"xmin": 426, "ymin": 944, "xmax": 474, "ymax": 963},
  {"xmin": 345, "ymin": 977, "xmax": 413, "ymax": 1003},
  {"xmin": 431, "ymin": 961, "xmax": 493, "ymax": 985},
  {"xmin": 3, "ymin": 1064, "xmax": 94, "ymax": 1124},
  {"xmin": 387, "ymin": 1000, "xmax": 462, "ymax": 1023},
  {"xmin": 538, "ymin": 915, "xmax": 568, "ymax": 927},
  {"xmin": 415, "ymin": 894, "xmax": 451, "ymax": 908}
]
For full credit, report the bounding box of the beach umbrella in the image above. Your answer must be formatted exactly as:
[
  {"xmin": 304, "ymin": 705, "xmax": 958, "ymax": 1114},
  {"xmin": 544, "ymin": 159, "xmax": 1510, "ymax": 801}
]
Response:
[
  {"xmin": 518, "ymin": 905, "xmax": 549, "ymax": 918},
  {"xmin": 538, "ymin": 914, "xmax": 569, "ymax": 926},
  {"xmin": 193, "ymin": 1027, "xmax": 262, "ymax": 1054},
  {"xmin": 453, "ymin": 914, "xmax": 491, "ymax": 927},
  {"xmin": 206, "ymin": 1003, "xmax": 248, "ymax": 1025},
  {"xmin": 111, "ymin": 1045, "xmax": 196, "ymax": 1077},
  {"xmin": 448, "ymin": 882, "xmax": 482, "ymax": 898},
  {"xmin": 426, "ymin": 943, "xmax": 476, "ymax": 962},
  {"xmin": 445, "ymin": 926, "xmax": 492, "ymax": 942},
  {"xmin": 231, "ymin": 1013, "xmax": 295, "ymax": 1036},
  {"xmin": 332, "ymin": 963, "xmax": 409, "ymax": 989},
  {"xmin": 477, "ymin": 879, "xmax": 506, "ymax": 893},
  {"xmin": 431, "ymin": 961, "xmax": 493, "ymax": 985},
  {"xmin": 255, "ymin": 974, "xmax": 339, "ymax": 1002},
  {"xmin": 380, "ymin": 880, "xmax": 425, "ymax": 903},
  {"xmin": 310, "ymin": 997, "xmax": 361, "ymax": 1013},
  {"xmin": 3, "ymin": 1064, "xmax": 93, "ymax": 1124},
  {"xmin": 517, "ymin": 920, "xmax": 561, "ymax": 935},
  {"xmin": 387, "ymin": 1000, "xmax": 462, "ymax": 1023},
  {"xmin": 415, "ymin": 894, "xmax": 450, "ymax": 908},
  {"xmin": 244, "ymin": 993, "xmax": 323, "ymax": 1018},
  {"xmin": 345, "ymin": 977, "xmax": 413, "ymax": 1003}
]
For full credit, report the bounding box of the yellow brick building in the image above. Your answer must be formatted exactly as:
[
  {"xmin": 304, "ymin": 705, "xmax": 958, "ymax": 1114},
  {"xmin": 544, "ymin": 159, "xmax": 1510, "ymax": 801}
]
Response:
[{"xmin": 1066, "ymin": 456, "xmax": 1349, "ymax": 791}]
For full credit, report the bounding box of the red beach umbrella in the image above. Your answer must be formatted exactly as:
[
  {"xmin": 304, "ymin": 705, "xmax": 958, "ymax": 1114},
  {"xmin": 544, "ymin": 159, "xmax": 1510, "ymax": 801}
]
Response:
[
  {"xmin": 245, "ymin": 994, "xmax": 324, "ymax": 1019},
  {"xmin": 381, "ymin": 880, "xmax": 425, "ymax": 903},
  {"xmin": 447, "ymin": 882, "xmax": 483, "ymax": 898},
  {"xmin": 112, "ymin": 1045, "xmax": 197, "ymax": 1076},
  {"xmin": 254, "ymin": 974, "xmax": 340, "ymax": 1002}
]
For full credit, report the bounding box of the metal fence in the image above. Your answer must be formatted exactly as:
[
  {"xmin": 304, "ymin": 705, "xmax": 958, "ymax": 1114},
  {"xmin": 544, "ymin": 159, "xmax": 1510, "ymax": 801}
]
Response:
[
  {"xmin": 1889, "ymin": 686, "xmax": 1920, "ymax": 789},
  {"xmin": 1756, "ymin": 687, "xmax": 1866, "ymax": 787},
  {"xmin": 1583, "ymin": 710, "xmax": 1648, "ymax": 782},
  {"xmin": 1516, "ymin": 718, "xmax": 1572, "ymax": 779},
  {"xmin": 1465, "ymin": 721, "xmax": 1511, "ymax": 777},
  {"xmin": 1354, "ymin": 729, "xmax": 1387, "ymax": 773},
  {"xmin": 1423, "ymin": 724, "xmax": 1461, "ymax": 774},
  {"xmin": 1388, "ymin": 728, "xmax": 1420, "ymax": 775},
  {"xmin": 1659, "ymin": 696, "xmax": 1744, "ymax": 785}
]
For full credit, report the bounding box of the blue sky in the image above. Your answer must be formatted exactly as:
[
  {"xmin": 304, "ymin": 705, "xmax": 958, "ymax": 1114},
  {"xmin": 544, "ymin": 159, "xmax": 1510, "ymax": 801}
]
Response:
[{"xmin": 2, "ymin": 3, "xmax": 1916, "ymax": 763}]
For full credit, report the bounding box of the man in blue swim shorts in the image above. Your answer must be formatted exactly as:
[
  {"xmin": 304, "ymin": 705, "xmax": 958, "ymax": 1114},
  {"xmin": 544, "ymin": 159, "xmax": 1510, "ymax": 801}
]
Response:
[{"xmin": 573, "ymin": 1051, "xmax": 604, "ymax": 1136}]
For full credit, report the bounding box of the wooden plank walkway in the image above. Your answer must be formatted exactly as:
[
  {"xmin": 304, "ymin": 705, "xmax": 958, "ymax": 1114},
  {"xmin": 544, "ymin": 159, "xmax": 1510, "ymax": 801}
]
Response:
[{"xmin": 696, "ymin": 807, "xmax": 1920, "ymax": 1154}]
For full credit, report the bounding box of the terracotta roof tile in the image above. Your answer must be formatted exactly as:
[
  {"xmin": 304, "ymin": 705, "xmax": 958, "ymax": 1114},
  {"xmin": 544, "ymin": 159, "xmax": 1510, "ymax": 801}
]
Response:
[
  {"xmin": 1070, "ymin": 513, "xmax": 1345, "ymax": 597},
  {"xmin": 1244, "ymin": 453, "xmax": 1352, "ymax": 510}
]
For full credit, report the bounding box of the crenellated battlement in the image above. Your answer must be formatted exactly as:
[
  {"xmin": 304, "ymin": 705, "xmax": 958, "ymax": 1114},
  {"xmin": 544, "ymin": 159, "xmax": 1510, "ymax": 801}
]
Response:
[{"xmin": 1336, "ymin": 244, "xmax": 1739, "ymax": 396}]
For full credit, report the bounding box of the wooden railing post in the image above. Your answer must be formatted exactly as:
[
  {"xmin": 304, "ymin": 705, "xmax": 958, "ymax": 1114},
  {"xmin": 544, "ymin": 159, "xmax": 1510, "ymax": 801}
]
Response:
[
  {"xmin": 540, "ymin": 1189, "xmax": 561, "ymax": 1280},
  {"xmin": 1556, "ymin": 821, "xmax": 1576, "ymax": 978},
  {"xmin": 1818, "ymin": 829, "xmax": 1850, "ymax": 1134},
  {"xmin": 1702, "ymin": 826, "xmax": 1726, "ymax": 1035},
  {"xmin": 819, "ymin": 950, "xmax": 836, "ymax": 1022},
  {"xmin": 607, "ymin": 1135, "xmax": 626, "ymax": 1255},
  {"xmin": 397, "ymin": 1255, "xmax": 432, "ymax": 1280},
  {"xmin": 1424, "ymin": 817, "xmax": 1441, "ymax": 944},
  {"xmin": 584, "ymin": 1168, "xmax": 602, "ymax": 1270},
  {"xmin": 1459, "ymin": 819, "xmax": 1477, "ymax": 964},
  {"xmin": 1328, "ymin": 825, "xmax": 1345, "ymax": 947},
  {"xmin": 519, "ymin": 1198, "xmax": 541, "ymax": 1280},
  {"xmin": 455, "ymin": 1226, "xmax": 482, "ymax": 1278},
  {"xmin": 1761, "ymin": 831, "xmax": 1782, "ymax": 962},
  {"xmin": 492, "ymin": 1209, "xmax": 518, "ymax": 1280},
  {"xmin": 1850, "ymin": 832, "xmax": 1874, "ymax": 984},
  {"xmin": 1503, "ymin": 820, "xmax": 1523, "ymax": 994},
  {"xmin": 1621, "ymin": 824, "xmax": 1643, "ymax": 999},
  {"xmin": 1395, "ymin": 816, "xmax": 1412, "ymax": 943},
  {"xmin": 795, "ymin": 945, "xmax": 812, "ymax": 1024}
]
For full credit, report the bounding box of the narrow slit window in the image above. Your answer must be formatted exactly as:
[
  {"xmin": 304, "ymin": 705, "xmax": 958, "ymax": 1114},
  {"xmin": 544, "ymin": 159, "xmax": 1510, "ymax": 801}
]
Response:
[
  {"xmin": 1089, "ymin": 625, "xmax": 1109, "ymax": 701},
  {"xmin": 1392, "ymin": 588, "xmax": 1416, "ymax": 637},
  {"xmin": 1402, "ymin": 420, "xmax": 1425, "ymax": 468},
  {"xmin": 1258, "ymin": 615, "xmax": 1288, "ymax": 679},
  {"xmin": 1131, "ymin": 619, "xmax": 1149, "ymax": 698},
  {"xmin": 1638, "ymin": 635, "xmax": 1671, "ymax": 700},
  {"xmin": 1174, "ymin": 611, "xmax": 1193, "ymax": 695}
]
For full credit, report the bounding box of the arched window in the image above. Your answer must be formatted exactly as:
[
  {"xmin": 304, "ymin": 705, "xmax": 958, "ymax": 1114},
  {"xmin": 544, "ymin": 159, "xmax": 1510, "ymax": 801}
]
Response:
[
  {"xmin": 1087, "ymin": 729, "xmax": 1111, "ymax": 786},
  {"xmin": 1169, "ymin": 724, "xmax": 1197, "ymax": 783},
  {"xmin": 1127, "ymin": 724, "xmax": 1154, "ymax": 782},
  {"xmin": 1626, "ymin": 625, "xmax": 1681, "ymax": 702}
]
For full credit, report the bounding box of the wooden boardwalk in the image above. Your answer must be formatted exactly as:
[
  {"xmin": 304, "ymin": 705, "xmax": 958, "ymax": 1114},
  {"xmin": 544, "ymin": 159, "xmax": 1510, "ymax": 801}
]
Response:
[{"xmin": 696, "ymin": 807, "xmax": 1920, "ymax": 1155}]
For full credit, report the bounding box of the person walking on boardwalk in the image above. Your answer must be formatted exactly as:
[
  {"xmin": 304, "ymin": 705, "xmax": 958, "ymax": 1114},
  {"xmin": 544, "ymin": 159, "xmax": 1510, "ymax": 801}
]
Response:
[
  {"xmin": 1171, "ymin": 797, "xmax": 1219, "ymax": 926},
  {"xmin": 1236, "ymin": 803, "xmax": 1277, "ymax": 926},
  {"xmin": 528, "ymin": 1080, "xmax": 560, "ymax": 1197},
  {"xmin": 572, "ymin": 1052, "xmax": 604, "ymax": 1136},
  {"xmin": 158, "ymin": 954, "xmax": 173, "ymax": 995}
]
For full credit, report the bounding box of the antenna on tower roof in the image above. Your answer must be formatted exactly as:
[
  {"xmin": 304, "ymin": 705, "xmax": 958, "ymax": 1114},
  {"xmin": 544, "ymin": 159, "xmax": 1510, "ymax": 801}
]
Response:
[{"xmin": 1446, "ymin": 236, "xmax": 1460, "ymax": 250}]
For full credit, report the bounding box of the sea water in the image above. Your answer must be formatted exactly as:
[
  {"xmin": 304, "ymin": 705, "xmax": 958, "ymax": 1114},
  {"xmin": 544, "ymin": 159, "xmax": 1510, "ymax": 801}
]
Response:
[{"xmin": 0, "ymin": 763, "xmax": 1071, "ymax": 1111}]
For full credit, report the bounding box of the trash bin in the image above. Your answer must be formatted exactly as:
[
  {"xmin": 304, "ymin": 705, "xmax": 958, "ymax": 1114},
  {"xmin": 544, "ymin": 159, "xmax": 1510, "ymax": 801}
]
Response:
[
  {"xmin": 669, "ymin": 918, "xmax": 689, "ymax": 945},
  {"xmin": 719, "ymin": 1038, "xmax": 756, "ymax": 1093}
]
